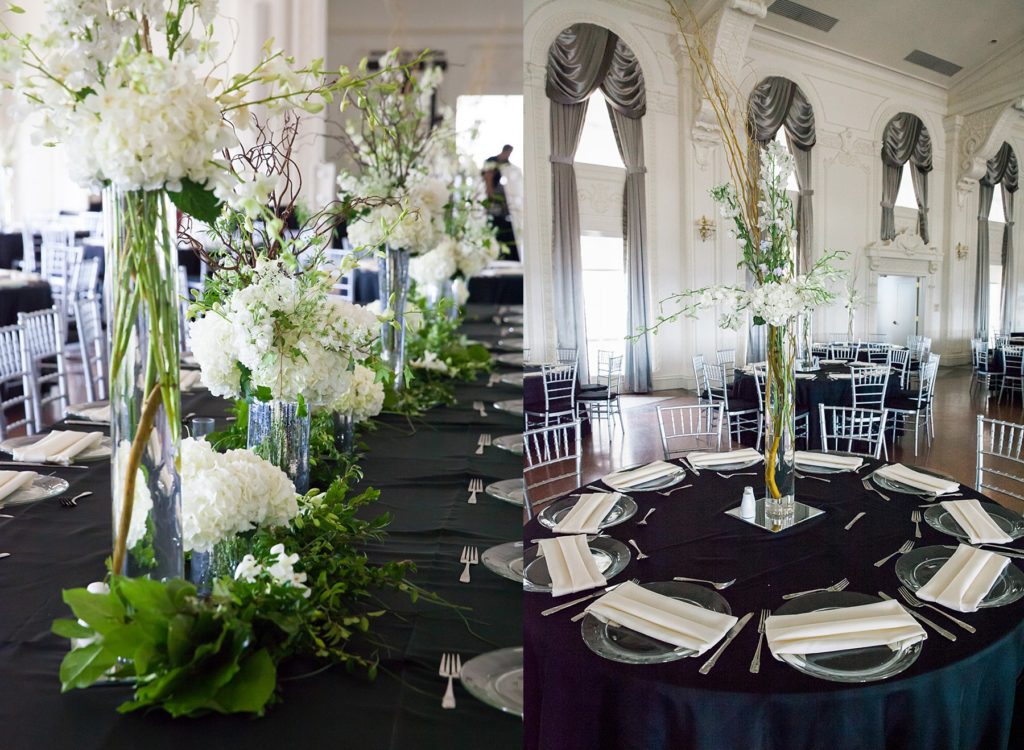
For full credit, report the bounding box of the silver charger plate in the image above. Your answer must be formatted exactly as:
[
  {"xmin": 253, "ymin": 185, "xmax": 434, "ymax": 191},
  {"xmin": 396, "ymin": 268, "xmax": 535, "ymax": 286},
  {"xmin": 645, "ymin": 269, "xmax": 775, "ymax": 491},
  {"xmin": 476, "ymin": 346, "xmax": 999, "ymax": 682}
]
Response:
[
  {"xmin": 492, "ymin": 434, "xmax": 524, "ymax": 455},
  {"xmin": 923, "ymin": 502, "xmax": 1024, "ymax": 542},
  {"xmin": 774, "ymin": 591, "xmax": 923, "ymax": 683},
  {"xmin": 495, "ymin": 353, "xmax": 524, "ymax": 367},
  {"xmin": 895, "ymin": 544, "xmax": 1024, "ymax": 608},
  {"xmin": 581, "ymin": 581, "xmax": 731, "ymax": 664},
  {"xmin": 481, "ymin": 541, "xmax": 526, "ymax": 583},
  {"xmin": 522, "ymin": 536, "xmax": 631, "ymax": 593},
  {"xmin": 499, "ymin": 372, "xmax": 524, "ymax": 387},
  {"xmin": 872, "ymin": 466, "xmax": 959, "ymax": 497},
  {"xmin": 0, "ymin": 434, "xmax": 112, "ymax": 462},
  {"xmin": 537, "ymin": 493, "xmax": 637, "ymax": 531},
  {"xmin": 604, "ymin": 463, "xmax": 686, "ymax": 492},
  {"xmin": 0, "ymin": 474, "xmax": 69, "ymax": 507},
  {"xmin": 794, "ymin": 451, "xmax": 864, "ymax": 475},
  {"xmin": 494, "ymin": 399, "xmax": 524, "ymax": 416},
  {"xmin": 66, "ymin": 400, "xmax": 110, "ymax": 421},
  {"xmin": 486, "ymin": 478, "xmax": 525, "ymax": 507},
  {"xmin": 460, "ymin": 647, "xmax": 523, "ymax": 718}
]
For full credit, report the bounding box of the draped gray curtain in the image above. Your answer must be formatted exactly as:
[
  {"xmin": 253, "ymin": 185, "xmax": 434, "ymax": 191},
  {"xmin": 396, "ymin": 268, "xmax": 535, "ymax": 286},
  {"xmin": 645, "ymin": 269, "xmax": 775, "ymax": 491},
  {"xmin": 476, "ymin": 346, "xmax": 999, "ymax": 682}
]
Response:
[
  {"xmin": 546, "ymin": 24, "xmax": 618, "ymax": 383},
  {"xmin": 988, "ymin": 143, "xmax": 1019, "ymax": 332},
  {"xmin": 604, "ymin": 39, "xmax": 651, "ymax": 393},
  {"xmin": 547, "ymin": 25, "xmax": 652, "ymax": 391},
  {"xmin": 746, "ymin": 77, "xmax": 815, "ymax": 361},
  {"xmin": 880, "ymin": 113, "xmax": 932, "ymax": 242},
  {"xmin": 975, "ymin": 183, "xmax": 995, "ymax": 338}
]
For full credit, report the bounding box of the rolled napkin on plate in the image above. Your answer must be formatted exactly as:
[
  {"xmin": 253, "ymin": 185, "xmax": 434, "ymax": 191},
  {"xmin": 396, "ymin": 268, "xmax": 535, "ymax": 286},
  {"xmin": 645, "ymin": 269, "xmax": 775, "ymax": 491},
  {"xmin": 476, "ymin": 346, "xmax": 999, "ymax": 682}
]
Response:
[
  {"xmin": 585, "ymin": 580, "xmax": 738, "ymax": 655},
  {"xmin": 553, "ymin": 493, "xmax": 620, "ymax": 534},
  {"xmin": 0, "ymin": 470, "xmax": 38, "ymax": 503},
  {"xmin": 10, "ymin": 431, "xmax": 103, "ymax": 465},
  {"xmin": 686, "ymin": 448, "xmax": 763, "ymax": 469},
  {"xmin": 766, "ymin": 599, "xmax": 926, "ymax": 658},
  {"xmin": 602, "ymin": 461, "xmax": 682, "ymax": 491},
  {"xmin": 794, "ymin": 451, "xmax": 863, "ymax": 472},
  {"xmin": 874, "ymin": 464, "xmax": 960, "ymax": 496},
  {"xmin": 536, "ymin": 535, "xmax": 607, "ymax": 597},
  {"xmin": 940, "ymin": 499, "xmax": 1014, "ymax": 544},
  {"xmin": 181, "ymin": 370, "xmax": 203, "ymax": 391},
  {"xmin": 916, "ymin": 544, "xmax": 1009, "ymax": 612}
]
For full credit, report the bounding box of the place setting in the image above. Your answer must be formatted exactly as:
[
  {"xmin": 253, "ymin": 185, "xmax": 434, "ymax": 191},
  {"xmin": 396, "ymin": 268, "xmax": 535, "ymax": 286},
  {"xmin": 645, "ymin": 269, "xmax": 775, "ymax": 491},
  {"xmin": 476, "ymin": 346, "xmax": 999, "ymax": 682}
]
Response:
[
  {"xmin": 0, "ymin": 430, "xmax": 110, "ymax": 466},
  {"xmin": 868, "ymin": 463, "xmax": 963, "ymax": 500}
]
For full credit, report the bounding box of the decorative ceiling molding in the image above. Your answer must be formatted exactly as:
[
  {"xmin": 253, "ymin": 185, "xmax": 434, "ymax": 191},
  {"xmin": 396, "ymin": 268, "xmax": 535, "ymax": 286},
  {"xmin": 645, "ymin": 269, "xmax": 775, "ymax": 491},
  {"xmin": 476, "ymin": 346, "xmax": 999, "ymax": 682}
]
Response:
[{"xmin": 956, "ymin": 100, "xmax": 1022, "ymax": 197}]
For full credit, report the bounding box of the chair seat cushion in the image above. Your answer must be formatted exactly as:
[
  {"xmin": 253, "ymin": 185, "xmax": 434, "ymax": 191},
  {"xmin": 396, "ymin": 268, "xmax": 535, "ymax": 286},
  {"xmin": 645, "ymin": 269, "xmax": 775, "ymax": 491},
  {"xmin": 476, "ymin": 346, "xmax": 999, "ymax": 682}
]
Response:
[
  {"xmin": 724, "ymin": 398, "xmax": 759, "ymax": 412},
  {"xmin": 578, "ymin": 390, "xmax": 617, "ymax": 401},
  {"xmin": 886, "ymin": 396, "xmax": 923, "ymax": 411},
  {"xmin": 578, "ymin": 383, "xmax": 606, "ymax": 392}
]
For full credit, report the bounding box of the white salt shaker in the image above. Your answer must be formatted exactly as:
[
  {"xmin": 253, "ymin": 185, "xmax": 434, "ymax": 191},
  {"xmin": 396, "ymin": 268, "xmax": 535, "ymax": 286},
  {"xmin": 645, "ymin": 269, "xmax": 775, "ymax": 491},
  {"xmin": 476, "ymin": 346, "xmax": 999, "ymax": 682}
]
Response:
[{"xmin": 740, "ymin": 486, "xmax": 756, "ymax": 519}]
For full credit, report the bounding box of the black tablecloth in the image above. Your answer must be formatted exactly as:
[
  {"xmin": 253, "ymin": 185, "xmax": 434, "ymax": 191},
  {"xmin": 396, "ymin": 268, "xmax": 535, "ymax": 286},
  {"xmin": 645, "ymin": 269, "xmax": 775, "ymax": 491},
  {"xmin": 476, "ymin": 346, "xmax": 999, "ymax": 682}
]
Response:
[
  {"xmin": 0, "ymin": 306, "xmax": 524, "ymax": 750},
  {"xmin": 524, "ymin": 463, "xmax": 1024, "ymax": 750},
  {"xmin": 0, "ymin": 280, "xmax": 53, "ymax": 326},
  {"xmin": 0, "ymin": 232, "xmax": 21, "ymax": 269},
  {"xmin": 353, "ymin": 269, "xmax": 524, "ymax": 306}
]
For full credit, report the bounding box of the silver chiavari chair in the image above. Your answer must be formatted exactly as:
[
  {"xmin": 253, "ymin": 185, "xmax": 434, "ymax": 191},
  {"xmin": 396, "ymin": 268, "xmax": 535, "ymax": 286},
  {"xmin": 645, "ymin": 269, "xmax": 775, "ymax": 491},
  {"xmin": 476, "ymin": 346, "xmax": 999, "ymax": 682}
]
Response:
[
  {"xmin": 40, "ymin": 243, "xmax": 84, "ymax": 337},
  {"xmin": 976, "ymin": 415, "xmax": 1024, "ymax": 503},
  {"xmin": 657, "ymin": 403, "xmax": 723, "ymax": 460},
  {"xmin": 865, "ymin": 343, "xmax": 891, "ymax": 365},
  {"xmin": 887, "ymin": 358, "xmax": 939, "ymax": 456},
  {"xmin": 525, "ymin": 362, "xmax": 577, "ymax": 430},
  {"xmin": 18, "ymin": 225, "xmax": 37, "ymax": 273},
  {"xmin": 576, "ymin": 353, "xmax": 623, "ymax": 438},
  {"xmin": 971, "ymin": 339, "xmax": 1000, "ymax": 395},
  {"xmin": 705, "ymin": 362, "xmax": 760, "ymax": 450},
  {"xmin": 828, "ymin": 342, "xmax": 859, "ymax": 361},
  {"xmin": 523, "ymin": 419, "xmax": 582, "ymax": 521},
  {"xmin": 999, "ymin": 345, "xmax": 1024, "ymax": 405},
  {"xmin": 555, "ymin": 346, "xmax": 578, "ymax": 366},
  {"xmin": 887, "ymin": 347, "xmax": 911, "ymax": 390},
  {"xmin": 716, "ymin": 348, "xmax": 736, "ymax": 384},
  {"xmin": 692, "ymin": 354, "xmax": 711, "ymax": 404},
  {"xmin": 73, "ymin": 297, "xmax": 108, "ymax": 403},
  {"xmin": 851, "ymin": 364, "xmax": 891, "ymax": 458},
  {"xmin": 0, "ymin": 324, "xmax": 36, "ymax": 438},
  {"xmin": 819, "ymin": 405, "xmax": 889, "ymax": 459},
  {"xmin": 17, "ymin": 307, "xmax": 69, "ymax": 429}
]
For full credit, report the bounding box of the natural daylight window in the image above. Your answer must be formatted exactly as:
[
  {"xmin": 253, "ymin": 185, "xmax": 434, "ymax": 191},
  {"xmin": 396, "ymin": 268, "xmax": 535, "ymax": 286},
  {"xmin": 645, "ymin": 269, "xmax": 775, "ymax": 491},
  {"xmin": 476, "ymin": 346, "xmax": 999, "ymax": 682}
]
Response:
[
  {"xmin": 575, "ymin": 91, "xmax": 624, "ymax": 168},
  {"xmin": 454, "ymin": 95, "xmax": 523, "ymax": 169},
  {"xmin": 580, "ymin": 233, "xmax": 626, "ymax": 373},
  {"xmin": 773, "ymin": 129, "xmax": 801, "ymax": 193},
  {"xmin": 895, "ymin": 167, "xmax": 918, "ymax": 209}
]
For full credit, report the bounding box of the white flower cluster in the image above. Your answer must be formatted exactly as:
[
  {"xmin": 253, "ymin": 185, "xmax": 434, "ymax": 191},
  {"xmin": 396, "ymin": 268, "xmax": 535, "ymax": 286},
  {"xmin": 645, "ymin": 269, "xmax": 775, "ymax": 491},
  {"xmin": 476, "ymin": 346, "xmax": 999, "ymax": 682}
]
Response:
[
  {"xmin": 345, "ymin": 174, "xmax": 450, "ymax": 255},
  {"xmin": 411, "ymin": 350, "xmax": 449, "ymax": 373},
  {"xmin": 233, "ymin": 544, "xmax": 310, "ymax": 597},
  {"xmin": 189, "ymin": 258, "xmax": 379, "ymax": 404},
  {"xmin": 330, "ymin": 363, "xmax": 385, "ymax": 422},
  {"xmin": 410, "ymin": 236, "xmax": 458, "ymax": 286},
  {"xmin": 181, "ymin": 437, "xmax": 298, "ymax": 554}
]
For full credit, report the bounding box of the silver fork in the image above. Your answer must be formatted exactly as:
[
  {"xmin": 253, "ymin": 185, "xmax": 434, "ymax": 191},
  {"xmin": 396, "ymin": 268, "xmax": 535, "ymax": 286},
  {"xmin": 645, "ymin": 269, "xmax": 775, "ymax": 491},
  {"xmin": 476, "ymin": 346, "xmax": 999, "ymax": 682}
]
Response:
[
  {"xmin": 58, "ymin": 491, "xmax": 93, "ymax": 508},
  {"xmin": 475, "ymin": 433, "xmax": 491, "ymax": 455},
  {"xmin": 672, "ymin": 576, "xmax": 736, "ymax": 590},
  {"xmin": 874, "ymin": 540, "xmax": 914, "ymax": 567},
  {"xmin": 749, "ymin": 608, "xmax": 769, "ymax": 674},
  {"xmin": 878, "ymin": 591, "xmax": 956, "ymax": 641},
  {"xmin": 911, "ymin": 510, "xmax": 922, "ymax": 539},
  {"xmin": 795, "ymin": 472, "xmax": 831, "ymax": 483},
  {"xmin": 657, "ymin": 484, "xmax": 693, "ymax": 496},
  {"xmin": 782, "ymin": 578, "xmax": 849, "ymax": 600},
  {"xmin": 473, "ymin": 400, "xmax": 488, "ymax": 418},
  {"xmin": 459, "ymin": 546, "xmax": 479, "ymax": 583},
  {"xmin": 627, "ymin": 539, "xmax": 649, "ymax": 560},
  {"xmin": 467, "ymin": 478, "xmax": 482, "ymax": 504},
  {"xmin": 637, "ymin": 508, "xmax": 656, "ymax": 525},
  {"xmin": 439, "ymin": 653, "xmax": 461, "ymax": 709},
  {"xmin": 898, "ymin": 586, "xmax": 976, "ymax": 633},
  {"xmin": 717, "ymin": 471, "xmax": 757, "ymax": 479},
  {"xmin": 862, "ymin": 476, "xmax": 890, "ymax": 502}
]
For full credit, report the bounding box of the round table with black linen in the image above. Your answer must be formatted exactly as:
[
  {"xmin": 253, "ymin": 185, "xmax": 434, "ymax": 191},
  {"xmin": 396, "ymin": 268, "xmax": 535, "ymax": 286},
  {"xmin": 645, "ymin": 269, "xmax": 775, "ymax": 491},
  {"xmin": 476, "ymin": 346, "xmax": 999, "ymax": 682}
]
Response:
[
  {"xmin": 0, "ymin": 277, "xmax": 53, "ymax": 326},
  {"xmin": 523, "ymin": 460, "xmax": 1024, "ymax": 750}
]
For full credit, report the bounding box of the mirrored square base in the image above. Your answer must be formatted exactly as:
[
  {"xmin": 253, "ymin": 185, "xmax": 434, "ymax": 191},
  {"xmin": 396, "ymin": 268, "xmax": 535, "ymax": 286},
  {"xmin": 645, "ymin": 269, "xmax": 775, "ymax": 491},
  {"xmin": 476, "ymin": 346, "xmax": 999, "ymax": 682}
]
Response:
[{"xmin": 725, "ymin": 498, "xmax": 824, "ymax": 533}]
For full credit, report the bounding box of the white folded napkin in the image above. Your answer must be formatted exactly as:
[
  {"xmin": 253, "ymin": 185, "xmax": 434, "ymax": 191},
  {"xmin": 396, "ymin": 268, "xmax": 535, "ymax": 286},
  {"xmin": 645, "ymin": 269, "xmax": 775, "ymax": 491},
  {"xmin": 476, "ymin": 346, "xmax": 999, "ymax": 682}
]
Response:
[
  {"xmin": 917, "ymin": 544, "xmax": 1009, "ymax": 612},
  {"xmin": 11, "ymin": 431, "xmax": 104, "ymax": 465},
  {"xmin": 794, "ymin": 451, "xmax": 863, "ymax": 471},
  {"xmin": 819, "ymin": 359, "xmax": 845, "ymax": 365},
  {"xmin": 602, "ymin": 460, "xmax": 682, "ymax": 490},
  {"xmin": 795, "ymin": 373, "xmax": 818, "ymax": 380},
  {"xmin": 766, "ymin": 600, "xmax": 926, "ymax": 658},
  {"xmin": 553, "ymin": 493, "xmax": 620, "ymax": 534},
  {"xmin": 0, "ymin": 470, "xmax": 37, "ymax": 503},
  {"xmin": 687, "ymin": 448, "xmax": 763, "ymax": 468},
  {"xmin": 941, "ymin": 499, "xmax": 1014, "ymax": 544},
  {"xmin": 536, "ymin": 535, "xmax": 607, "ymax": 597},
  {"xmin": 585, "ymin": 581, "xmax": 738, "ymax": 655},
  {"xmin": 828, "ymin": 373, "xmax": 852, "ymax": 380},
  {"xmin": 72, "ymin": 404, "xmax": 110, "ymax": 422},
  {"xmin": 875, "ymin": 464, "xmax": 960, "ymax": 495},
  {"xmin": 181, "ymin": 370, "xmax": 203, "ymax": 391}
]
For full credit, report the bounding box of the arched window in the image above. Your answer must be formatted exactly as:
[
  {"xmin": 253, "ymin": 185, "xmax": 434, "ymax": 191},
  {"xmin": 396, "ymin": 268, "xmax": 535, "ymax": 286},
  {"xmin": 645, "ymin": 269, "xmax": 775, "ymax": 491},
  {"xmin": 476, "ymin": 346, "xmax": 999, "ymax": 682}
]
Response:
[
  {"xmin": 880, "ymin": 113, "xmax": 932, "ymax": 242},
  {"xmin": 974, "ymin": 142, "xmax": 1018, "ymax": 336}
]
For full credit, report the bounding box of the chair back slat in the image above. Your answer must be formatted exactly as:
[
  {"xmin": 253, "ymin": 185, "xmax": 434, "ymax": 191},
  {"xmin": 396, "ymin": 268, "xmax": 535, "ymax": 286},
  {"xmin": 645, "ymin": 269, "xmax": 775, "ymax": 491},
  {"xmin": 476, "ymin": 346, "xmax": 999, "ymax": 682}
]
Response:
[
  {"xmin": 977, "ymin": 415, "xmax": 1024, "ymax": 502},
  {"xmin": 0, "ymin": 324, "xmax": 35, "ymax": 438},
  {"xmin": 523, "ymin": 419, "xmax": 582, "ymax": 519},
  {"xmin": 819, "ymin": 405, "xmax": 888, "ymax": 459},
  {"xmin": 74, "ymin": 298, "xmax": 107, "ymax": 402},
  {"xmin": 17, "ymin": 307, "xmax": 68, "ymax": 428},
  {"xmin": 657, "ymin": 404, "xmax": 723, "ymax": 459},
  {"xmin": 851, "ymin": 365, "xmax": 889, "ymax": 410}
]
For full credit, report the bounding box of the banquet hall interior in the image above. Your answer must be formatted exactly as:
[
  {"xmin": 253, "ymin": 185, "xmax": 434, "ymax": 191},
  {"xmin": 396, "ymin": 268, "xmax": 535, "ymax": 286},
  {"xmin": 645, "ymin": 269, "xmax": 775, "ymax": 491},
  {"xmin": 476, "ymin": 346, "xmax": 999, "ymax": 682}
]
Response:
[{"xmin": 521, "ymin": 1, "xmax": 1024, "ymax": 749}]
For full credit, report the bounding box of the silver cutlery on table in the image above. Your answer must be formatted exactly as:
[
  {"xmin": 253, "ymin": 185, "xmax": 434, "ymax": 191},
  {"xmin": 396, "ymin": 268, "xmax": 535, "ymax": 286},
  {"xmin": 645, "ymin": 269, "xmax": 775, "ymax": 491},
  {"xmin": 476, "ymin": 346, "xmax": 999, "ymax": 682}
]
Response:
[
  {"xmin": 897, "ymin": 586, "xmax": 976, "ymax": 633},
  {"xmin": 59, "ymin": 491, "xmax": 92, "ymax": 508},
  {"xmin": 699, "ymin": 612, "xmax": 754, "ymax": 674},
  {"xmin": 781, "ymin": 578, "xmax": 850, "ymax": 600},
  {"xmin": 878, "ymin": 591, "xmax": 956, "ymax": 641},
  {"xmin": 439, "ymin": 653, "xmax": 461, "ymax": 709},
  {"xmin": 911, "ymin": 510, "xmax": 923, "ymax": 539},
  {"xmin": 672, "ymin": 576, "xmax": 736, "ymax": 590},
  {"xmin": 0, "ymin": 514, "xmax": 13, "ymax": 518},
  {"xmin": 844, "ymin": 512, "xmax": 866, "ymax": 531},
  {"xmin": 657, "ymin": 484, "xmax": 693, "ymax": 497},
  {"xmin": 717, "ymin": 472, "xmax": 757, "ymax": 479},
  {"xmin": 874, "ymin": 540, "xmax": 914, "ymax": 567},
  {"xmin": 63, "ymin": 420, "xmax": 110, "ymax": 427},
  {"xmin": 0, "ymin": 552, "xmax": 10, "ymax": 559},
  {"xmin": 627, "ymin": 539, "xmax": 649, "ymax": 560},
  {"xmin": 682, "ymin": 457, "xmax": 701, "ymax": 476},
  {"xmin": 467, "ymin": 478, "xmax": 482, "ymax": 504},
  {"xmin": 472, "ymin": 400, "xmax": 488, "ymax": 418},
  {"xmin": 475, "ymin": 433, "xmax": 491, "ymax": 455},
  {"xmin": 458, "ymin": 546, "xmax": 479, "ymax": 583},
  {"xmin": 795, "ymin": 471, "xmax": 831, "ymax": 483},
  {"xmin": 862, "ymin": 477, "xmax": 890, "ymax": 502},
  {"xmin": 487, "ymin": 373, "xmax": 500, "ymax": 388},
  {"xmin": 0, "ymin": 461, "xmax": 88, "ymax": 470},
  {"xmin": 543, "ymin": 579, "xmax": 639, "ymax": 617},
  {"xmin": 637, "ymin": 508, "xmax": 656, "ymax": 525},
  {"xmin": 749, "ymin": 608, "xmax": 769, "ymax": 674},
  {"xmin": 972, "ymin": 545, "xmax": 1024, "ymax": 559}
]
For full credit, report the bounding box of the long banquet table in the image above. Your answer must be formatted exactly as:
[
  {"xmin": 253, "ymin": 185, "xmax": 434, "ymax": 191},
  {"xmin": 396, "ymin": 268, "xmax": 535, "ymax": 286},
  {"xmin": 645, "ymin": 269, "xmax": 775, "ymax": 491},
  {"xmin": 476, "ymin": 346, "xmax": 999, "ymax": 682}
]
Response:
[
  {"xmin": 523, "ymin": 460, "xmax": 1024, "ymax": 750},
  {"xmin": 0, "ymin": 306, "xmax": 524, "ymax": 750}
]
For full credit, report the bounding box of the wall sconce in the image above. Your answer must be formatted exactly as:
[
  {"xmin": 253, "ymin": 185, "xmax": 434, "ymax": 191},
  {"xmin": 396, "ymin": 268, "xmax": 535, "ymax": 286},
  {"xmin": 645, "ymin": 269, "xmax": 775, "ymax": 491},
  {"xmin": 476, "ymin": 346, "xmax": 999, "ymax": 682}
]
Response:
[
  {"xmin": 956, "ymin": 242, "xmax": 969, "ymax": 260},
  {"xmin": 696, "ymin": 215, "xmax": 715, "ymax": 242}
]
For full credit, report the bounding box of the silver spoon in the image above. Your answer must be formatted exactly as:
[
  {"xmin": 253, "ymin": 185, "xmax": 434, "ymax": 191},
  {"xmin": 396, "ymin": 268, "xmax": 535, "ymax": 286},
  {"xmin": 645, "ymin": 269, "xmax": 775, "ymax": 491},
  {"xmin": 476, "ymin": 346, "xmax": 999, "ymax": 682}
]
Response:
[{"xmin": 627, "ymin": 539, "xmax": 649, "ymax": 560}]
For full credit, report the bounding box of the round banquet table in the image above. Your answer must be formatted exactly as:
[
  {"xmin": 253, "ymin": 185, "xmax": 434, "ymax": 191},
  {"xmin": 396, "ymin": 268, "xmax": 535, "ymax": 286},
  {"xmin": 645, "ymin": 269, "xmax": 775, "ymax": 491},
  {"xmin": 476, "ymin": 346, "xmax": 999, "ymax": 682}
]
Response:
[
  {"xmin": 523, "ymin": 459, "xmax": 1024, "ymax": 750},
  {"xmin": 0, "ymin": 276, "xmax": 53, "ymax": 326},
  {"xmin": 733, "ymin": 362, "xmax": 904, "ymax": 447}
]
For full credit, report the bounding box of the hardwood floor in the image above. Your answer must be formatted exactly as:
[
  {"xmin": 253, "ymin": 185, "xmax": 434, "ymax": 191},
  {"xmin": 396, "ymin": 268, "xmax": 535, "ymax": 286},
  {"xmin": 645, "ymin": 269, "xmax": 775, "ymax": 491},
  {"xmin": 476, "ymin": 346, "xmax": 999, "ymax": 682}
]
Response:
[{"xmin": 578, "ymin": 366, "xmax": 1024, "ymax": 515}]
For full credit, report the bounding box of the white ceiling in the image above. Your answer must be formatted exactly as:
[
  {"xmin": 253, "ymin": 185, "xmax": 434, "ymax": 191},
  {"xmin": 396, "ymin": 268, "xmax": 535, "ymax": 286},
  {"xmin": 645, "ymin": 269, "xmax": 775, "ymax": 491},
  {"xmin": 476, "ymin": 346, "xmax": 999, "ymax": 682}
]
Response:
[{"xmin": 755, "ymin": 0, "xmax": 1024, "ymax": 86}]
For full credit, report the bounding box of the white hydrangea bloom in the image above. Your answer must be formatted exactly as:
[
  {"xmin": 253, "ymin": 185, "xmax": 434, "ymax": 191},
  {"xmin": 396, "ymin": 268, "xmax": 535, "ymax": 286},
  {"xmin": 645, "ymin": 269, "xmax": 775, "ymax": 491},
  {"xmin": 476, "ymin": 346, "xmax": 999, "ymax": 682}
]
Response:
[
  {"xmin": 330, "ymin": 363, "xmax": 384, "ymax": 422},
  {"xmin": 410, "ymin": 237, "xmax": 458, "ymax": 287}
]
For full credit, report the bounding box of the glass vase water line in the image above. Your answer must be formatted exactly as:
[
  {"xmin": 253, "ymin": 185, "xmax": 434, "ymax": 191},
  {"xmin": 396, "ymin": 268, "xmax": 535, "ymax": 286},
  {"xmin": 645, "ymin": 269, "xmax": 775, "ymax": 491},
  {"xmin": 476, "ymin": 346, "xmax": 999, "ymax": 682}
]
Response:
[
  {"xmin": 104, "ymin": 187, "xmax": 183, "ymax": 580},
  {"xmin": 378, "ymin": 245, "xmax": 411, "ymax": 390},
  {"xmin": 246, "ymin": 398, "xmax": 311, "ymax": 494},
  {"xmin": 763, "ymin": 322, "xmax": 796, "ymax": 520}
]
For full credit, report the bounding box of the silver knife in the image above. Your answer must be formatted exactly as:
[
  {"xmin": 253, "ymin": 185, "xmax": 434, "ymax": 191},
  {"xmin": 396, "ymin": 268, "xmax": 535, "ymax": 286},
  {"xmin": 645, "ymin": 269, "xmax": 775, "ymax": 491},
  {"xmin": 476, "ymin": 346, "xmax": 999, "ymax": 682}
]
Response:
[
  {"xmin": 682, "ymin": 456, "xmax": 701, "ymax": 476},
  {"xmin": 877, "ymin": 592, "xmax": 956, "ymax": 642},
  {"xmin": 542, "ymin": 581, "xmax": 627, "ymax": 616},
  {"xmin": 699, "ymin": 612, "xmax": 754, "ymax": 674}
]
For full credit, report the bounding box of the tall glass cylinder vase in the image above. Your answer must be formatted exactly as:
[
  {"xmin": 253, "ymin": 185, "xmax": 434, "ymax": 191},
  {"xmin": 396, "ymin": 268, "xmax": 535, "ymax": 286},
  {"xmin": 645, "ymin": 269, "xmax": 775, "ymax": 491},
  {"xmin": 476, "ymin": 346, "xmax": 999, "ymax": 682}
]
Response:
[
  {"xmin": 104, "ymin": 187, "xmax": 183, "ymax": 580},
  {"xmin": 378, "ymin": 246, "xmax": 411, "ymax": 390},
  {"xmin": 332, "ymin": 411, "xmax": 355, "ymax": 454},
  {"xmin": 188, "ymin": 535, "xmax": 249, "ymax": 596},
  {"xmin": 247, "ymin": 399, "xmax": 310, "ymax": 494},
  {"xmin": 847, "ymin": 305, "xmax": 856, "ymax": 342},
  {"xmin": 796, "ymin": 311, "xmax": 817, "ymax": 371},
  {"xmin": 763, "ymin": 322, "xmax": 797, "ymax": 521}
]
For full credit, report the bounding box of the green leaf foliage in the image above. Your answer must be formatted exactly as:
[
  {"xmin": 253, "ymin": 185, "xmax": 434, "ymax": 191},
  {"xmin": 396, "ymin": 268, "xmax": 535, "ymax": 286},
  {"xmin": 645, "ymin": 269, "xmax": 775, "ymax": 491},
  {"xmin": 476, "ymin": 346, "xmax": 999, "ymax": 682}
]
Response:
[{"xmin": 167, "ymin": 178, "xmax": 223, "ymax": 226}]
